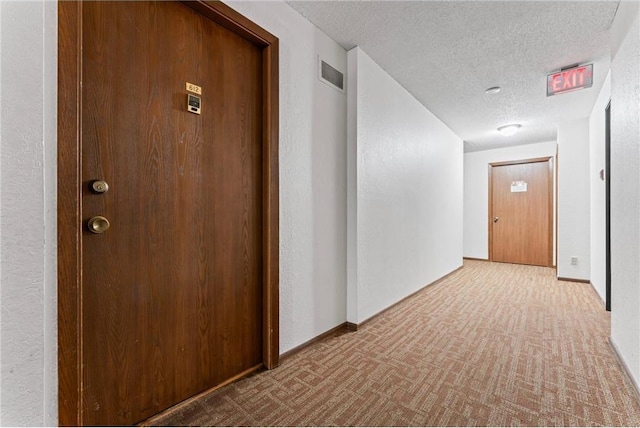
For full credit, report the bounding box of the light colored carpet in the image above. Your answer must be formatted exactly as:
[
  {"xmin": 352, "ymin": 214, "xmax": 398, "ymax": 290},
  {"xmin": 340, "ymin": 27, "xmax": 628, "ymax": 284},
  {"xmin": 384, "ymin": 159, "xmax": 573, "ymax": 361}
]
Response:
[{"xmin": 151, "ymin": 260, "xmax": 640, "ymax": 426}]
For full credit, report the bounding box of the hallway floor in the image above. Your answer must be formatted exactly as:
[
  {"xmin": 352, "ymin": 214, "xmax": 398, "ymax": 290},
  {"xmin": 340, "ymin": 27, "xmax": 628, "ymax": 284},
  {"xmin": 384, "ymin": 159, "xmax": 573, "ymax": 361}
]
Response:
[{"xmin": 149, "ymin": 260, "xmax": 640, "ymax": 426}]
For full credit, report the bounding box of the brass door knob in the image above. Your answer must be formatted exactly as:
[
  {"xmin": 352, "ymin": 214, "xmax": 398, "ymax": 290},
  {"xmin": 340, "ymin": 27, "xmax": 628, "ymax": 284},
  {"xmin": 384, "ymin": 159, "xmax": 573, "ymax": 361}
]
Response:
[
  {"xmin": 88, "ymin": 216, "xmax": 110, "ymax": 234},
  {"xmin": 91, "ymin": 180, "xmax": 109, "ymax": 194},
  {"xmin": 493, "ymin": 217, "xmax": 499, "ymax": 223}
]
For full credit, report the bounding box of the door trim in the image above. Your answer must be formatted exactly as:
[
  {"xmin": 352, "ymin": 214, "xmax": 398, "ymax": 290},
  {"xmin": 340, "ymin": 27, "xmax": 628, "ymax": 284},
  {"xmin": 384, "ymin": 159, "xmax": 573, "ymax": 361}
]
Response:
[
  {"xmin": 57, "ymin": 2, "xmax": 279, "ymax": 425},
  {"xmin": 488, "ymin": 156, "xmax": 554, "ymax": 267},
  {"xmin": 605, "ymin": 100, "xmax": 611, "ymax": 311}
]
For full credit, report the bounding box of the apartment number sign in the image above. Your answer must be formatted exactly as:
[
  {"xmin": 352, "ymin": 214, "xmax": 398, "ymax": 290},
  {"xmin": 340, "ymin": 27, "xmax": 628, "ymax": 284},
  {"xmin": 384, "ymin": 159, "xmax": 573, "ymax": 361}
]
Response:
[
  {"xmin": 186, "ymin": 82, "xmax": 202, "ymax": 115},
  {"xmin": 186, "ymin": 82, "xmax": 202, "ymax": 95},
  {"xmin": 511, "ymin": 180, "xmax": 527, "ymax": 193}
]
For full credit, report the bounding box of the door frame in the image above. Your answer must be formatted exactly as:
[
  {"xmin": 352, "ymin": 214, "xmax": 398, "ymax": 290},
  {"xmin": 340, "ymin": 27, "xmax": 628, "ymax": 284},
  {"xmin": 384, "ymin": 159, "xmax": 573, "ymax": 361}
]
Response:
[
  {"xmin": 605, "ymin": 100, "xmax": 611, "ymax": 311},
  {"xmin": 57, "ymin": 2, "xmax": 280, "ymax": 425},
  {"xmin": 488, "ymin": 156, "xmax": 554, "ymax": 267}
]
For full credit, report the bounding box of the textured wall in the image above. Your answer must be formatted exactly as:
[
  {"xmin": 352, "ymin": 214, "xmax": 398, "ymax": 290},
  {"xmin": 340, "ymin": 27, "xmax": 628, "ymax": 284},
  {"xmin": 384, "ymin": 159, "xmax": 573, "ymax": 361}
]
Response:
[
  {"xmin": 463, "ymin": 141, "xmax": 557, "ymax": 261},
  {"xmin": 610, "ymin": 3, "xmax": 640, "ymax": 385},
  {"xmin": 0, "ymin": 1, "xmax": 57, "ymax": 425},
  {"xmin": 225, "ymin": 1, "xmax": 348, "ymax": 353},
  {"xmin": 347, "ymin": 47, "xmax": 463, "ymax": 324},
  {"xmin": 557, "ymin": 119, "xmax": 591, "ymax": 280},
  {"xmin": 346, "ymin": 48, "xmax": 358, "ymax": 322},
  {"xmin": 588, "ymin": 71, "xmax": 611, "ymax": 304}
]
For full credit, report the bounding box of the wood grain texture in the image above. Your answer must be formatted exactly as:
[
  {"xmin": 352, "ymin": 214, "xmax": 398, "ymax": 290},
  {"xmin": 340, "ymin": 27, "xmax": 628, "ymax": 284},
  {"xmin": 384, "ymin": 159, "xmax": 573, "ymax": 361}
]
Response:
[
  {"xmin": 262, "ymin": 40, "xmax": 280, "ymax": 370},
  {"xmin": 57, "ymin": 2, "xmax": 82, "ymax": 425},
  {"xmin": 81, "ymin": 2, "xmax": 263, "ymax": 424},
  {"xmin": 58, "ymin": 1, "xmax": 280, "ymax": 425},
  {"xmin": 182, "ymin": 0, "xmax": 280, "ymax": 372},
  {"xmin": 489, "ymin": 158, "xmax": 552, "ymax": 267},
  {"xmin": 139, "ymin": 363, "xmax": 264, "ymax": 426}
]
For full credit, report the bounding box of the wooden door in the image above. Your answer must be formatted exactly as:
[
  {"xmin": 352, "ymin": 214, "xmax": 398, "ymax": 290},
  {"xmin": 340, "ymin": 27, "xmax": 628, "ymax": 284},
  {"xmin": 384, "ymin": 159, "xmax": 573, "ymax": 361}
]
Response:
[
  {"xmin": 489, "ymin": 158, "xmax": 553, "ymax": 267},
  {"xmin": 58, "ymin": 2, "xmax": 279, "ymax": 426}
]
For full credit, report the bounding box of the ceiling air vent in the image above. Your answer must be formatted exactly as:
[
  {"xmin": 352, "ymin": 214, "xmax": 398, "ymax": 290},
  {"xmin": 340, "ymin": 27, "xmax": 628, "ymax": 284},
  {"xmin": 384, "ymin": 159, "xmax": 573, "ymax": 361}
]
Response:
[{"xmin": 318, "ymin": 57, "xmax": 345, "ymax": 93}]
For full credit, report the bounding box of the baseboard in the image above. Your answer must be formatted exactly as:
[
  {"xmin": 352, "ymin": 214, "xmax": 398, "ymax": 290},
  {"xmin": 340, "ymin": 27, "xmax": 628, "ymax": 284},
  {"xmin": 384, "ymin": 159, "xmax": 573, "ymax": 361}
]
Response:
[
  {"xmin": 557, "ymin": 276, "xmax": 590, "ymax": 284},
  {"xmin": 279, "ymin": 322, "xmax": 350, "ymax": 361},
  {"xmin": 280, "ymin": 266, "xmax": 465, "ymax": 355},
  {"xmin": 352, "ymin": 265, "xmax": 464, "ymax": 330},
  {"xmin": 463, "ymin": 257, "xmax": 489, "ymax": 262},
  {"xmin": 345, "ymin": 322, "xmax": 358, "ymax": 332},
  {"xmin": 609, "ymin": 338, "xmax": 640, "ymax": 401}
]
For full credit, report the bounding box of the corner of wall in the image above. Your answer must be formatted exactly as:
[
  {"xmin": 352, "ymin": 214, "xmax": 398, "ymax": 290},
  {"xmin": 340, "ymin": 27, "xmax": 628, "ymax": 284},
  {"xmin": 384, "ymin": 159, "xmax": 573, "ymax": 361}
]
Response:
[
  {"xmin": 557, "ymin": 118, "xmax": 591, "ymax": 280},
  {"xmin": 348, "ymin": 46, "xmax": 463, "ymax": 324},
  {"xmin": 346, "ymin": 47, "xmax": 359, "ymax": 323},
  {"xmin": 611, "ymin": 0, "xmax": 640, "ymax": 60}
]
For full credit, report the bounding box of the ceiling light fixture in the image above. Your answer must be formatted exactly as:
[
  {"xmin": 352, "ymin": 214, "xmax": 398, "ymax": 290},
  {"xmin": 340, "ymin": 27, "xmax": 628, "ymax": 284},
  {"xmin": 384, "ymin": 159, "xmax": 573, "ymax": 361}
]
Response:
[
  {"xmin": 498, "ymin": 124, "xmax": 521, "ymax": 136},
  {"xmin": 485, "ymin": 86, "xmax": 501, "ymax": 94}
]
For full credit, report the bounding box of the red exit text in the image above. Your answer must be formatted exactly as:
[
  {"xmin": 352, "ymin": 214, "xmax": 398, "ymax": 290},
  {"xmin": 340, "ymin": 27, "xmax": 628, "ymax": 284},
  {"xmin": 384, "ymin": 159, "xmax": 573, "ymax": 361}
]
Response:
[{"xmin": 547, "ymin": 64, "xmax": 593, "ymax": 96}]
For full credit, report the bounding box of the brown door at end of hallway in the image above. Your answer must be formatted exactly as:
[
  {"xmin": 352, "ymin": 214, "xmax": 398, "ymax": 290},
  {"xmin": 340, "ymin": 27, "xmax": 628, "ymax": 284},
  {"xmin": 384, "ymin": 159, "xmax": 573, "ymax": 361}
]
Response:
[
  {"xmin": 79, "ymin": 2, "xmax": 264, "ymax": 425},
  {"xmin": 490, "ymin": 159, "xmax": 553, "ymax": 267}
]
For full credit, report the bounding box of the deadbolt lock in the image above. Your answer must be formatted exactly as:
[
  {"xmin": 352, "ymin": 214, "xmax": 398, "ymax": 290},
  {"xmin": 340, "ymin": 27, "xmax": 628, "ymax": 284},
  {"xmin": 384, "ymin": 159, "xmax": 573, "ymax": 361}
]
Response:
[
  {"xmin": 493, "ymin": 217, "xmax": 499, "ymax": 223},
  {"xmin": 88, "ymin": 216, "xmax": 110, "ymax": 234},
  {"xmin": 91, "ymin": 180, "xmax": 109, "ymax": 194}
]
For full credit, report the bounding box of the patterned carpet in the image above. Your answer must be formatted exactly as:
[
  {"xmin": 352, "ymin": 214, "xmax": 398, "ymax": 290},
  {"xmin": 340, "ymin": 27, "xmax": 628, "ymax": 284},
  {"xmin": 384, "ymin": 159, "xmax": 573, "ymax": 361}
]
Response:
[{"xmin": 150, "ymin": 260, "xmax": 640, "ymax": 426}]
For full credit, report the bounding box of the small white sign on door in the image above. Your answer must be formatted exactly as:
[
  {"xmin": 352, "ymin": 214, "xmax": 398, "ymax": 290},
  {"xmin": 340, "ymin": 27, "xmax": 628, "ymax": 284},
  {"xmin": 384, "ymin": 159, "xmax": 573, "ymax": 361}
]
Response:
[{"xmin": 511, "ymin": 180, "xmax": 527, "ymax": 192}]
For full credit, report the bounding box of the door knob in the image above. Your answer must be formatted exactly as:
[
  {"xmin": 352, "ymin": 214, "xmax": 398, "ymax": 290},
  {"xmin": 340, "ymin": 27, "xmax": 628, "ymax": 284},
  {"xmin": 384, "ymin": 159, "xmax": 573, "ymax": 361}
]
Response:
[
  {"xmin": 91, "ymin": 180, "xmax": 109, "ymax": 194},
  {"xmin": 493, "ymin": 217, "xmax": 499, "ymax": 223},
  {"xmin": 88, "ymin": 216, "xmax": 110, "ymax": 234}
]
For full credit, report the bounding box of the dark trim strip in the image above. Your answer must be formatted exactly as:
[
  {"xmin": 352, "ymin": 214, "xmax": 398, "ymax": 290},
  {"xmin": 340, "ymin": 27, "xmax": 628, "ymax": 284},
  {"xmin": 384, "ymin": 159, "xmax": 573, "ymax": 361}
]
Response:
[
  {"xmin": 463, "ymin": 257, "xmax": 489, "ymax": 262},
  {"xmin": 605, "ymin": 100, "xmax": 611, "ymax": 312},
  {"xmin": 557, "ymin": 277, "xmax": 590, "ymax": 284}
]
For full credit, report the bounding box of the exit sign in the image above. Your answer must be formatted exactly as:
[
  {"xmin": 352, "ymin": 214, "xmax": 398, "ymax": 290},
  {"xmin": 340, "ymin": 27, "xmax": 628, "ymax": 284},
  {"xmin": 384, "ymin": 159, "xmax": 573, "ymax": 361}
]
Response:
[{"xmin": 547, "ymin": 64, "xmax": 593, "ymax": 96}]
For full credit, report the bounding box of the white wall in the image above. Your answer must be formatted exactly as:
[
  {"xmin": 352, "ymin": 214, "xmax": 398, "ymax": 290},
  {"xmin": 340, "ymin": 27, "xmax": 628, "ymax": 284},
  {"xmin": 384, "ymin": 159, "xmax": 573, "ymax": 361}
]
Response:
[
  {"xmin": 610, "ymin": 0, "xmax": 640, "ymax": 387},
  {"xmin": 5, "ymin": 0, "xmax": 638, "ymax": 424},
  {"xmin": 0, "ymin": 1, "xmax": 58, "ymax": 426},
  {"xmin": 463, "ymin": 141, "xmax": 557, "ymax": 260},
  {"xmin": 557, "ymin": 119, "xmax": 591, "ymax": 280},
  {"xmin": 223, "ymin": 1, "xmax": 349, "ymax": 353},
  {"xmin": 588, "ymin": 71, "xmax": 611, "ymax": 303},
  {"xmin": 347, "ymin": 47, "xmax": 463, "ymax": 324}
]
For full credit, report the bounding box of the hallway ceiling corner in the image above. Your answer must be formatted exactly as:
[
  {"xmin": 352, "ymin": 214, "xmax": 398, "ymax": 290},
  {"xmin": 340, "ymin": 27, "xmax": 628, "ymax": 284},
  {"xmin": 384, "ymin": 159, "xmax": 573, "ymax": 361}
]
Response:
[{"xmin": 287, "ymin": 0, "xmax": 620, "ymax": 152}]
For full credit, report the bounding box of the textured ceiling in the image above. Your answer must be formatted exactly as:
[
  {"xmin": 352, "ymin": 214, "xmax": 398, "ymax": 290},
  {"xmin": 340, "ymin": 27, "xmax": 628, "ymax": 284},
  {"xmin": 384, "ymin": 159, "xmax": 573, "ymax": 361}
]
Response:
[{"xmin": 286, "ymin": 1, "xmax": 619, "ymax": 152}]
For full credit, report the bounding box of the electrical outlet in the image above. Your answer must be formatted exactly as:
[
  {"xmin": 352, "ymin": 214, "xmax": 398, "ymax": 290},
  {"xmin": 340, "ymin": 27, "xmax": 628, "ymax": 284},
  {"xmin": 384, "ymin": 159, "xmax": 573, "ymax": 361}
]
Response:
[{"xmin": 571, "ymin": 257, "xmax": 578, "ymax": 265}]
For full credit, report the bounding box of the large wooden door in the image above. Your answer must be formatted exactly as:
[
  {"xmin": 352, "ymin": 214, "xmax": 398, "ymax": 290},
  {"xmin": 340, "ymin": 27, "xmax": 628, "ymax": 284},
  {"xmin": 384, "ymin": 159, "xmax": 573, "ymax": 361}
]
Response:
[
  {"xmin": 489, "ymin": 158, "xmax": 553, "ymax": 267},
  {"xmin": 58, "ymin": 2, "xmax": 279, "ymax": 426}
]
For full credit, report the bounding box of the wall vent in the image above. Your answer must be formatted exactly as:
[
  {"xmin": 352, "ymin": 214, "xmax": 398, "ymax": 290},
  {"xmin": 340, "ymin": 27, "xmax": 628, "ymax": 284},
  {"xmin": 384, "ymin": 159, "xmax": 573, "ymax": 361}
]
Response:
[{"xmin": 318, "ymin": 57, "xmax": 345, "ymax": 93}]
